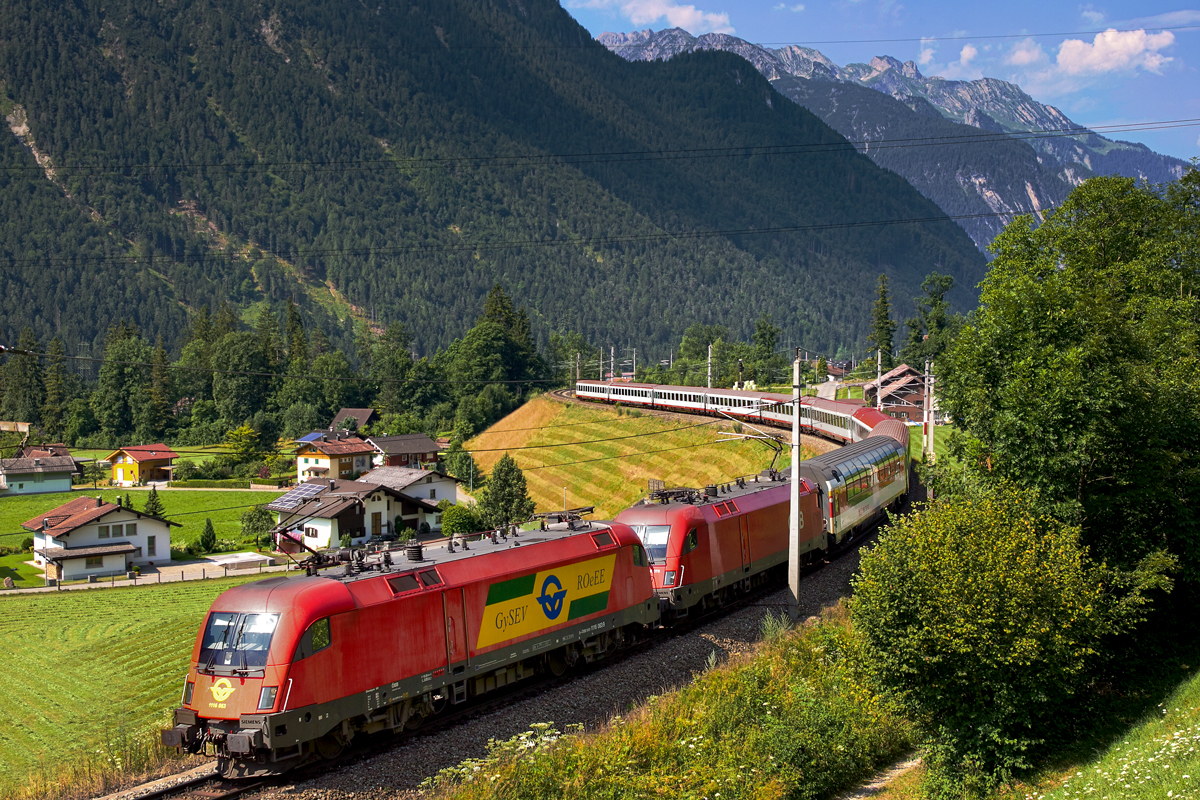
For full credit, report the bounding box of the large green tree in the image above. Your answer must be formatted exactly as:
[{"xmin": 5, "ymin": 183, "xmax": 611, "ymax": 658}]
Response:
[
  {"xmin": 477, "ymin": 454, "xmax": 535, "ymax": 529},
  {"xmin": 941, "ymin": 172, "xmax": 1200, "ymax": 577},
  {"xmin": 93, "ymin": 323, "xmax": 152, "ymax": 441},
  {"xmin": 211, "ymin": 332, "xmax": 270, "ymax": 423},
  {"xmin": 0, "ymin": 327, "xmax": 44, "ymax": 427},
  {"xmin": 866, "ymin": 275, "xmax": 897, "ymax": 369},
  {"xmin": 39, "ymin": 337, "xmax": 67, "ymax": 440}
]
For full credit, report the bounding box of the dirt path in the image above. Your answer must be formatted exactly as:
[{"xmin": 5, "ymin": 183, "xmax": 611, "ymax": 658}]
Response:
[{"xmin": 836, "ymin": 756, "xmax": 923, "ymax": 799}]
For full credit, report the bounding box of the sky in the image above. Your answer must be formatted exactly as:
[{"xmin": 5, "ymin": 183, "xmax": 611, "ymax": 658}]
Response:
[{"xmin": 563, "ymin": 1, "xmax": 1200, "ymax": 161}]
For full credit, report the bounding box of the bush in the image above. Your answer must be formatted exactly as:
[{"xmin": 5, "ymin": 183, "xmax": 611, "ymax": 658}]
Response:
[
  {"xmin": 850, "ymin": 484, "xmax": 1167, "ymax": 796},
  {"xmin": 198, "ymin": 519, "xmax": 217, "ymax": 553},
  {"xmin": 20, "ymin": 537, "xmax": 33, "ymax": 552},
  {"xmin": 171, "ymin": 460, "xmax": 198, "ymax": 482},
  {"xmin": 441, "ymin": 503, "xmax": 481, "ymax": 535},
  {"xmin": 397, "ymin": 527, "xmax": 417, "ymax": 542}
]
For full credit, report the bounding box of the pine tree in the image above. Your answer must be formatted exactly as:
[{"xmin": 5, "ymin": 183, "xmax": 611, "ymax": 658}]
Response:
[
  {"xmin": 284, "ymin": 300, "xmax": 308, "ymax": 366},
  {"xmin": 815, "ymin": 356, "xmax": 828, "ymax": 383},
  {"xmin": 212, "ymin": 302, "xmax": 239, "ymax": 339},
  {"xmin": 186, "ymin": 306, "xmax": 214, "ymax": 346},
  {"xmin": 143, "ymin": 486, "xmax": 166, "ymax": 517},
  {"xmin": 143, "ymin": 337, "xmax": 173, "ymax": 440},
  {"xmin": 867, "ymin": 275, "xmax": 898, "ymax": 370},
  {"xmin": 255, "ymin": 306, "xmax": 283, "ymax": 374},
  {"xmin": 200, "ymin": 517, "xmax": 217, "ymax": 552},
  {"xmin": 0, "ymin": 327, "xmax": 44, "ymax": 426},
  {"xmin": 40, "ymin": 337, "xmax": 67, "ymax": 439},
  {"xmin": 478, "ymin": 454, "xmax": 534, "ymax": 529}
]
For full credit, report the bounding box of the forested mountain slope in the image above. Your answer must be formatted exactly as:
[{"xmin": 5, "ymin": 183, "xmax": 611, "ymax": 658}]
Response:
[
  {"xmin": 0, "ymin": 0, "xmax": 984, "ymax": 358},
  {"xmin": 601, "ymin": 28, "xmax": 1190, "ymax": 250}
]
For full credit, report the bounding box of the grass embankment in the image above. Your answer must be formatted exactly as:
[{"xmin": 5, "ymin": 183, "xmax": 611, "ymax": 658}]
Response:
[
  {"xmin": 0, "ymin": 574, "xmax": 276, "ymax": 799},
  {"xmin": 0, "ymin": 490, "xmax": 283, "ymax": 586},
  {"xmin": 427, "ymin": 605, "xmax": 912, "ymax": 800},
  {"xmin": 468, "ymin": 397, "xmax": 810, "ymax": 518}
]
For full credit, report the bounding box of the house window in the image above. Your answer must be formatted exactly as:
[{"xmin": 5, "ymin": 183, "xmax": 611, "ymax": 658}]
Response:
[
  {"xmin": 85, "ymin": 556, "xmax": 103, "ymax": 568},
  {"xmin": 111, "ymin": 524, "xmax": 123, "ymax": 538},
  {"xmin": 434, "ymin": 514, "xmax": 442, "ymax": 524},
  {"xmin": 147, "ymin": 536, "xmax": 156, "ymax": 556},
  {"xmin": 126, "ymin": 523, "xmax": 136, "ymax": 537},
  {"xmin": 304, "ymin": 527, "xmax": 318, "ymax": 538},
  {"xmin": 303, "ymin": 458, "xmax": 309, "ymax": 464},
  {"xmin": 429, "ymin": 489, "xmax": 436, "ymax": 500},
  {"xmin": 98, "ymin": 526, "xmax": 110, "ymax": 539}
]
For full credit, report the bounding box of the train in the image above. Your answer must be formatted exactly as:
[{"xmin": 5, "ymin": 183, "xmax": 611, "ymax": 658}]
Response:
[{"xmin": 162, "ymin": 381, "xmax": 910, "ymax": 778}]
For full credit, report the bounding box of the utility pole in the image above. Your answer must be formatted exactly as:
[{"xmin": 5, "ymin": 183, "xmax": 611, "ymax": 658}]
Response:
[
  {"xmin": 922, "ymin": 359, "xmax": 931, "ymax": 461},
  {"xmin": 707, "ymin": 344, "xmax": 713, "ymax": 388},
  {"xmin": 877, "ymin": 348, "xmax": 882, "ymax": 411},
  {"xmin": 576, "ymin": 352, "xmax": 580, "ymax": 382},
  {"xmin": 611, "ymin": 346, "xmax": 615, "ymax": 379},
  {"xmin": 737, "ymin": 358, "xmax": 744, "ymax": 389},
  {"xmin": 927, "ymin": 361, "xmax": 936, "ymax": 463},
  {"xmin": 788, "ymin": 349, "xmax": 802, "ymax": 621}
]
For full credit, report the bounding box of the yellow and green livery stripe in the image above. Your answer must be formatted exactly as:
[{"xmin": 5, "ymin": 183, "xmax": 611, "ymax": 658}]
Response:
[{"xmin": 477, "ymin": 554, "xmax": 617, "ymax": 648}]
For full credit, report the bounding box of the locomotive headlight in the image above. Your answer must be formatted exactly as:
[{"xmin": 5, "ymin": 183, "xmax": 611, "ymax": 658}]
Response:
[
  {"xmin": 183, "ymin": 680, "xmax": 195, "ymax": 705},
  {"xmin": 664, "ymin": 570, "xmax": 676, "ymax": 587},
  {"xmin": 258, "ymin": 686, "xmax": 278, "ymax": 710}
]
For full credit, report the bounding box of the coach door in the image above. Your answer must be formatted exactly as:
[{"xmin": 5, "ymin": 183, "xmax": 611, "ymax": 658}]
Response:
[
  {"xmin": 442, "ymin": 588, "xmax": 469, "ymax": 702},
  {"xmin": 739, "ymin": 515, "xmax": 751, "ymax": 572}
]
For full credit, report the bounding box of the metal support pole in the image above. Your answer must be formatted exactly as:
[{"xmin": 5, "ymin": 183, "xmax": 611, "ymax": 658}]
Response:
[
  {"xmin": 576, "ymin": 352, "xmax": 580, "ymax": 382},
  {"xmin": 707, "ymin": 344, "xmax": 713, "ymax": 388},
  {"xmin": 877, "ymin": 348, "xmax": 882, "ymax": 411},
  {"xmin": 611, "ymin": 346, "xmax": 615, "ymax": 379},
  {"xmin": 922, "ymin": 359, "xmax": 930, "ymax": 460},
  {"xmin": 928, "ymin": 361, "xmax": 936, "ymax": 463},
  {"xmin": 788, "ymin": 352, "xmax": 802, "ymax": 620}
]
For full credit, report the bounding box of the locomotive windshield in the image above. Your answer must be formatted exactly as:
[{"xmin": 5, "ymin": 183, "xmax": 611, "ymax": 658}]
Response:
[
  {"xmin": 629, "ymin": 525, "xmax": 671, "ymax": 561},
  {"xmin": 199, "ymin": 612, "xmax": 280, "ymax": 671}
]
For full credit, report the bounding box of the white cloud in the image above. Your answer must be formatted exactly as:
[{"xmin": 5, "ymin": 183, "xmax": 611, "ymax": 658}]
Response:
[
  {"xmin": 959, "ymin": 44, "xmax": 978, "ymax": 66},
  {"xmin": 567, "ymin": 0, "xmax": 734, "ymax": 33},
  {"xmin": 1079, "ymin": 4, "xmax": 1105, "ymax": 26},
  {"xmin": 1116, "ymin": 10, "xmax": 1200, "ymax": 28},
  {"xmin": 1056, "ymin": 28, "xmax": 1174, "ymax": 76},
  {"xmin": 772, "ymin": 2, "xmax": 804, "ymax": 10},
  {"xmin": 1005, "ymin": 38, "xmax": 1046, "ymax": 67}
]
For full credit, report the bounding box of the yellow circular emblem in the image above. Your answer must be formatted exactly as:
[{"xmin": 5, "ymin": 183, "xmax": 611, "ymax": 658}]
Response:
[{"xmin": 210, "ymin": 678, "xmax": 236, "ymax": 702}]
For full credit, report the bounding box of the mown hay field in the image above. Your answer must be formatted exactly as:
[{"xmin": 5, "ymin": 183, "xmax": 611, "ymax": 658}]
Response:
[
  {"xmin": 468, "ymin": 396, "xmax": 811, "ymax": 518},
  {"xmin": 0, "ymin": 574, "xmax": 275, "ymax": 797}
]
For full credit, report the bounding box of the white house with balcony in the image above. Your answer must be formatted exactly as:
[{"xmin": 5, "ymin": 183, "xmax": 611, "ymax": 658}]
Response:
[{"xmin": 24, "ymin": 495, "xmax": 179, "ymax": 581}]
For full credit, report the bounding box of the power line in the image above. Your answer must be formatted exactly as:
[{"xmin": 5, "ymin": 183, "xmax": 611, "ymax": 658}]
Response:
[{"xmin": 6, "ymin": 117, "xmax": 1195, "ymax": 175}]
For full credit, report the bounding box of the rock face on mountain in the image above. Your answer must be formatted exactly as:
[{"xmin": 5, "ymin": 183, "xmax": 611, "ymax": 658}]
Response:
[{"xmin": 599, "ymin": 29, "xmax": 1190, "ymax": 250}]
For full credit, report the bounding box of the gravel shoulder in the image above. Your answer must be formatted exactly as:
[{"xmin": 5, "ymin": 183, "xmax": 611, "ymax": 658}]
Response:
[{"xmin": 253, "ymin": 545, "xmax": 865, "ymax": 800}]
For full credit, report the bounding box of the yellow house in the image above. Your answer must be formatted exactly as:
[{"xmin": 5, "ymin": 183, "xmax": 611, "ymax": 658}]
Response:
[
  {"xmin": 106, "ymin": 444, "xmax": 178, "ymax": 486},
  {"xmin": 295, "ymin": 434, "xmax": 375, "ymax": 483}
]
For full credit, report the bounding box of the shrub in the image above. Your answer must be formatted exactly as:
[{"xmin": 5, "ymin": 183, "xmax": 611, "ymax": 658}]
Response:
[
  {"xmin": 850, "ymin": 483, "xmax": 1170, "ymax": 796},
  {"xmin": 441, "ymin": 504, "xmax": 481, "ymax": 535},
  {"xmin": 198, "ymin": 519, "xmax": 217, "ymax": 553},
  {"xmin": 20, "ymin": 537, "xmax": 33, "ymax": 552},
  {"xmin": 171, "ymin": 461, "xmax": 198, "ymax": 482},
  {"xmin": 397, "ymin": 527, "xmax": 417, "ymax": 542}
]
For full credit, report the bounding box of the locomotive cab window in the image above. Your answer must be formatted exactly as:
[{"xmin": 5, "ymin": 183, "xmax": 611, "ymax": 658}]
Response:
[
  {"xmin": 294, "ymin": 617, "xmax": 332, "ymax": 661},
  {"xmin": 630, "ymin": 525, "xmax": 671, "ymax": 561},
  {"xmin": 199, "ymin": 612, "xmax": 280, "ymax": 670},
  {"xmin": 682, "ymin": 529, "xmax": 700, "ymax": 554}
]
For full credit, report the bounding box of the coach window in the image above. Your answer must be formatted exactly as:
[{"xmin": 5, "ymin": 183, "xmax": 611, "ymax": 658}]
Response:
[
  {"xmin": 682, "ymin": 529, "xmax": 700, "ymax": 554},
  {"xmin": 294, "ymin": 617, "xmax": 332, "ymax": 661}
]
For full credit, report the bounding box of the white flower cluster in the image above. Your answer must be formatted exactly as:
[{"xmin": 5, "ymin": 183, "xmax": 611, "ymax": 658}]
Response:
[{"xmin": 1031, "ymin": 705, "xmax": 1198, "ymax": 800}]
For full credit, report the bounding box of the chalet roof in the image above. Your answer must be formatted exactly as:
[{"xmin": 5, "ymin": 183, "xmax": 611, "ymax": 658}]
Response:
[
  {"xmin": 360, "ymin": 465, "xmax": 460, "ymax": 491},
  {"xmin": 42, "ymin": 542, "xmax": 139, "ymax": 561},
  {"xmin": 297, "ymin": 435, "xmax": 375, "ymax": 456},
  {"xmin": 267, "ymin": 478, "xmax": 401, "ymax": 519},
  {"xmin": 879, "ymin": 375, "xmax": 927, "ymax": 402},
  {"xmin": 330, "ymin": 408, "xmax": 379, "ymax": 431},
  {"xmin": 105, "ymin": 444, "xmax": 179, "ymax": 462},
  {"xmin": 21, "ymin": 495, "xmax": 181, "ymax": 536},
  {"xmin": 864, "ymin": 363, "xmax": 923, "ymax": 392},
  {"xmin": 14, "ymin": 443, "xmax": 72, "ymax": 459},
  {"xmin": 0, "ymin": 456, "xmax": 77, "ymax": 475},
  {"xmin": 367, "ymin": 434, "xmax": 440, "ymax": 456}
]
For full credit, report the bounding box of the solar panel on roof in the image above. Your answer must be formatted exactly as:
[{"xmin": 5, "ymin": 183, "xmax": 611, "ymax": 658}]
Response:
[
  {"xmin": 271, "ymin": 482, "xmax": 326, "ymax": 510},
  {"xmin": 295, "ymin": 432, "xmax": 323, "ymax": 443}
]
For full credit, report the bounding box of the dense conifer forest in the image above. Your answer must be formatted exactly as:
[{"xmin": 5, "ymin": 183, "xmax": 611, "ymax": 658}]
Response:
[{"xmin": 0, "ymin": 0, "xmax": 983, "ymax": 362}]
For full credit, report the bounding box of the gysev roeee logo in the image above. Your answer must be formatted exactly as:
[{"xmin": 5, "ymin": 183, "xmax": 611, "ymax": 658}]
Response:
[
  {"xmin": 210, "ymin": 678, "xmax": 236, "ymax": 702},
  {"xmin": 537, "ymin": 575, "xmax": 566, "ymax": 620},
  {"xmin": 477, "ymin": 554, "xmax": 617, "ymax": 648}
]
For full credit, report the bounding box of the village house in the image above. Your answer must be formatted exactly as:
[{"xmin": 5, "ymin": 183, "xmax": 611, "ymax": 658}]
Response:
[
  {"xmin": 360, "ymin": 465, "xmax": 461, "ymax": 532},
  {"xmin": 366, "ymin": 433, "xmax": 442, "ymax": 469},
  {"xmin": 106, "ymin": 443, "xmax": 178, "ymax": 486},
  {"xmin": 267, "ymin": 478, "xmax": 437, "ymax": 552},
  {"xmin": 294, "ymin": 433, "xmax": 375, "ymax": 482},
  {"xmin": 25, "ymin": 495, "xmax": 179, "ymax": 581},
  {"xmin": 0, "ymin": 455, "xmax": 76, "ymax": 495},
  {"xmin": 862, "ymin": 363, "xmax": 929, "ymax": 422},
  {"xmin": 329, "ymin": 407, "xmax": 380, "ymax": 432}
]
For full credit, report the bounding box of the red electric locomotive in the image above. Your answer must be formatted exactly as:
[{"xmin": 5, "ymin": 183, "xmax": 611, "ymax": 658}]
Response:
[
  {"xmin": 162, "ymin": 520, "xmax": 658, "ymax": 777},
  {"xmin": 614, "ymin": 476, "xmax": 823, "ymax": 618}
]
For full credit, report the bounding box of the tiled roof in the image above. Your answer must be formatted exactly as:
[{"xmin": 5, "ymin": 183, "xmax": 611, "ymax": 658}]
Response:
[
  {"xmin": 42, "ymin": 542, "xmax": 138, "ymax": 560},
  {"xmin": 0, "ymin": 456, "xmax": 76, "ymax": 475},
  {"xmin": 330, "ymin": 408, "xmax": 379, "ymax": 431},
  {"xmin": 106, "ymin": 444, "xmax": 179, "ymax": 462},
  {"xmin": 21, "ymin": 495, "xmax": 180, "ymax": 535},
  {"xmin": 361, "ymin": 465, "xmax": 458, "ymax": 490},
  {"xmin": 864, "ymin": 363, "xmax": 922, "ymax": 391},
  {"xmin": 879, "ymin": 375, "xmax": 926, "ymax": 402},
  {"xmin": 368, "ymin": 433, "xmax": 440, "ymax": 455},
  {"xmin": 300, "ymin": 437, "xmax": 375, "ymax": 456}
]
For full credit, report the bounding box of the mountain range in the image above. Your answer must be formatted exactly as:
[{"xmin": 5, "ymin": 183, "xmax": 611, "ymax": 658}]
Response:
[
  {"xmin": 0, "ymin": 0, "xmax": 986, "ymax": 361},
  {"xmin": 599, "ymin": 28, "xmax": 1191, "ymax": 249}
]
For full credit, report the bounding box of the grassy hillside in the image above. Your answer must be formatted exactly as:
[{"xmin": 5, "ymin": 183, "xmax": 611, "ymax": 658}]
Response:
[
  {"xmin": 467, "ymin": 396, "xmax": 812, "ymax": 518},
  {"xmin": 0, "ymin": 574, "xmax": 274, "ymax": 798}
]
